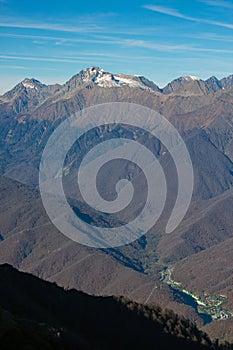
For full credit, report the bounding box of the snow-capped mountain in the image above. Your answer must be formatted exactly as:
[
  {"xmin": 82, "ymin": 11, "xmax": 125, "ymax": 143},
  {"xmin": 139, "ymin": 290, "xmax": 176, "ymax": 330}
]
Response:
[
  {"xmin": 64, "ymin": 66, "xmax": 161, "ymax": 92},
  {"xmin": 2, "ymin": 78, "xmax": 46, "ymax": 100},
  {"xmin": 21, "ymin": 78, "xmax": 45, "ymax": 90},
  {"xmin": 2, "ymin": 67, "xmax": 233, "ymax": 104},
  {"xmin": 181, "ymin": 75, "xmax": 201, "ymax": 81},
  {"xmin": 0, "ymin": 78, "xmax": 61, "ymax": 114},
  {"xmin": 1, "ymin": 67, "xmax": 233, "ymax": 115}
]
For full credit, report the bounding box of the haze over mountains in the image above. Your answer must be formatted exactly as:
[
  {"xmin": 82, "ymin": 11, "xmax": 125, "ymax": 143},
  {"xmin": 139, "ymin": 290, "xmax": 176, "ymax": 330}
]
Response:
[{"xmin": 0, "ymin": 67, "xmax": 233, "ymax": 343}]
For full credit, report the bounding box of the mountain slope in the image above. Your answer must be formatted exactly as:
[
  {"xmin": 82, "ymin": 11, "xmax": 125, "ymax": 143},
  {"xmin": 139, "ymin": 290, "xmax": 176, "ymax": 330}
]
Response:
[
  {"xmin": 0, "ymin": 264, "xmax": 231, "ymax": 350},
  {"xmin": 0, "ymin": 173, "xmax": 206, "ymax": 324}
]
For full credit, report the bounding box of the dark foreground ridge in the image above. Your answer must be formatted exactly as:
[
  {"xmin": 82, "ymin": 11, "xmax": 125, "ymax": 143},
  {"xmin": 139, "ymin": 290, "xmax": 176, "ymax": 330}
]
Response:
[{"xmin": 0, "ymin": 264, "xmax": 232, "ymax": 350}]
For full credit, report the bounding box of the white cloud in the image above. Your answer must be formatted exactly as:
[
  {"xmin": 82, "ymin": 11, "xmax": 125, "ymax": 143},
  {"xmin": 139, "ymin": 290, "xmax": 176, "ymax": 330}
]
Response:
[
  {"xmin": 0, "ymin": 16, "xmax": 102, "ymax": 33},
  {"xmin": 143, "ymin": 4, "xmax": 233, "ymax": 29},
  {"xmin": 0, "ymin": 15, "xmax": 168, "ymax": 36},
  {"xmin": 186, "ymin": 32, "xmax": 233, "ymax": 42},
  {"xmin": 143, "ymin": 5, "xmax": 192, "ymax": 19},
  {"xmin": 0, "ymin": 65, "xmax": 27, "ymax": 69},
  {"xmin": 1, "ymin": 33, "xmax": 233, "ymax": 57},
  {"xmin": 0, "ymin": 32, "xmax": 117, "ymax": 45},
  {"xmin": 200, "ymin": 0, "xmax": 233, "ymax": 9},
  {"xmin": 122, "ymin": 38, "xmax": 233, "ymax": 53},
  {"xmin": 0, "ymin": 55, "xmax": 92, "ymax": 64}
]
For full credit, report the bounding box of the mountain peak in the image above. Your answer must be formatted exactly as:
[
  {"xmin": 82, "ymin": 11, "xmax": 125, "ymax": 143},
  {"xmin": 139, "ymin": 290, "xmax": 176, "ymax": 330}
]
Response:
[
  {"xmin": 181, "ymin": 75, "xmax": 201, "ymax": 81},
  {"xmin": 1, "ymin": 77, "xmax": 46, "ymax": 102},
  {"xmin": 79, "ymin": 66, "xmax": 104, "ymax": 78},
  {"xmin": 206, "ymin": 75, "xmax": 219, "ymax": 81},
  {"xmin": 82, "ymin": 66, "xmax": 102, "ymax": 73},
  {"xmin": 66, "ymin": 66, "xmax": 160, "ymax": 92},
  {"xmin": 21, "ymin": 78, "xmax": 45, "ymax": 90},
  {"xmin": 205, "ymin": 76, "xmax": 222, "ymax": 92},
  {"xmin": 162, "ymin": 75, "xmax": 210, "ymax": 95},
  {"xmin": 220, "ymin": 74, "xmax": 233, "ymax": 89}
]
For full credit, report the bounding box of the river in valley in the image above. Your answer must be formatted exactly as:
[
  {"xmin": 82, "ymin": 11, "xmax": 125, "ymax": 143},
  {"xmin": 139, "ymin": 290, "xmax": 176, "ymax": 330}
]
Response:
[{"xmin": 170, "ymin": 286, "xmax": 212, "ymax": 325}]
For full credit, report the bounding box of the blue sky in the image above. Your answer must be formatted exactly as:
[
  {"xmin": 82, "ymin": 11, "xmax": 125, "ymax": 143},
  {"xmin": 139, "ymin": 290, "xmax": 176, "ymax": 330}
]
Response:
[{"xmin": 0, "ymin": 0, "xmax": 232, "ymax": 94}]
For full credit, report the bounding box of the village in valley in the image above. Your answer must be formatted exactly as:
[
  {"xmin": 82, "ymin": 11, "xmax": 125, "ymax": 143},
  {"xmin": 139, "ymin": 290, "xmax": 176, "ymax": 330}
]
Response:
[{"xmin": 160, "ymin": 267, "xmax": 233, "ymax": 321}]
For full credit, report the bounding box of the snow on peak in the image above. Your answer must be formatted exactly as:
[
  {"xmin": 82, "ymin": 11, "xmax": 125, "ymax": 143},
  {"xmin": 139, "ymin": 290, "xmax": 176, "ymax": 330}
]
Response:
[
  {"xmin": 182, "ymin": 75, "xmax": 201, "ymax": 82},
  {"xmin": 94, "ymin": 70, "xmax": 118, "ymax": 87},
  {"xmin": 22, "ymin": 79, "xmax": 39, "ymax": 90},
  {"xmin": 113, "ymin": 75, "xmax": 145, "ymax": 88},
  {"xmin": 77, "ymin": 67, "xmax": 156, "ymax": 91},
  {"xmin": 83, "ymin": 68, "xmax": 154, "ymax": 89}
]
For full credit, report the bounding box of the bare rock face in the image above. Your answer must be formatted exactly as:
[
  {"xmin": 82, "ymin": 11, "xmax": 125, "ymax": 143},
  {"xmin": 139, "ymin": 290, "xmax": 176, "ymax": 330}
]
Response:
[
  {"xmin": 162, "ymin": 76, "xmax": 211, "ymax": 96},
  {"xmin": 205, "ymin": 75, "xmax": 233, "ymax": 92},
  {"xmin": 205, "ymin": 76, "xmax": 223, "ymax": 92},
  {"xmin": 220, "ymin": 74, "xmax": 233, "ymax": 89}
]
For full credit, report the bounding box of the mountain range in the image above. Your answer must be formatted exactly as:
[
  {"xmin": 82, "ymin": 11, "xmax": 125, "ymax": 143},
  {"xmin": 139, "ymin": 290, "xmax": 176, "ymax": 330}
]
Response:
[
  {"xmin": 0, "ymin": 67, "xmax": 232, "ymax": 343},
  {"xmin": 1, "ymin": 67, "xmax": 233, "ymax": 104}
]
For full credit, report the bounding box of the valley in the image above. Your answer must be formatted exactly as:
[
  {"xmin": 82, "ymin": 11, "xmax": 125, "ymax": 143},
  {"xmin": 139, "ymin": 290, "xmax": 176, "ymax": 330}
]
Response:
[{"xmin": 161, "ymin": 266, "xmax": 233, "ymax": 322}]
